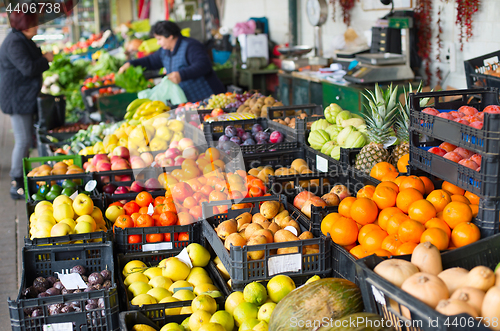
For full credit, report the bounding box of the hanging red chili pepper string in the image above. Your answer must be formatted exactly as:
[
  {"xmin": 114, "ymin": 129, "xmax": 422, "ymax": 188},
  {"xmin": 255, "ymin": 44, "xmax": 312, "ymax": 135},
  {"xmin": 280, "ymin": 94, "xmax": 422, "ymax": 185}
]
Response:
[
  {"xmin": 456, "ymin": 0, "xmax": 480, "ymax": 51},
  {"xmin": 414, "ymin": 0, "xmax": 433, "ymax": 84},
  {"xmin": 330, "ymin": 0, "xmax": 356, "ymax": 26}
]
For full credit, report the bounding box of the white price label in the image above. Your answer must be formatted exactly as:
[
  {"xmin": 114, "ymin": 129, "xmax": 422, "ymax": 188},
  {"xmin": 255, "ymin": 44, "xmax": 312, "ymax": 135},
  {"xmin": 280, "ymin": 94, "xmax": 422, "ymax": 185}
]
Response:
[
  {"xmin": 69, "ymin": 191, "xmax": 78, "ymax": 200},
  {"xmin": 383, "ymin": 136, "xmax": 398, "ymax": 149},
  {"xmin": 43, "ymin": 322, "xmax": 73, "ymax": 331},
  {"xmin": 316, "ymin": 155, "xmax": 328, "ymax": 173},
  {"xmin": 142, "ymin": 242, "xmax": 173, "ymax": 252},
  {"xmin": 84, "ymin": 180, "xmax": 97, "ymax": 192},
  {"xmin": 86, "ymin": 96, "xmax": 93, "ymax": 107},
  {"xmin": 147, "ymin": 203, "xmax": 154, "ymax": 216},
  {"xmin": 371, "ymin": 285, "xmax": 386, "ymax": 305},
  {"xmin": 284, "ymin": 226, "xmax": 298, "ymax": 236},
  {"xmin": 268, "ymin": 253, "xmax": 302, "ymax": 276},
  {"xmin": 175, "ymin": 247, "xmax": 193, "ymax": 268},
  {"xmin": 55, "ymin": 273, "xmax": 87, "ymax": 290}
]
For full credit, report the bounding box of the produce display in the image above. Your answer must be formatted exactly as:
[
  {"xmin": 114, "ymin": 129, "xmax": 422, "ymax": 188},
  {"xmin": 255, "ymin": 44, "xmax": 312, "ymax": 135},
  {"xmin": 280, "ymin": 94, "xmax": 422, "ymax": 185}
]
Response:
[
  {"xmin": 80, "ymin": 73, "xmax": 116, "ymax": 90},
  {"xmin": 31, "ymin": 179, "xmax": 86, "ymax": 201},
  {"xmin": 217, "ymin": 123, "xmax": 284, "ymax": 152},
  {"xmin": 235, "ymin": 94, "xmax": 283, "ymax": 118},
  {"xmin": 27, "ymin": 161, "xmax": 84, "ymax": 177},
  {"xmin": 428, "ymin": 142, "xmax": 482, "ymax": 171},
  {"xmin": 28, "ymin": 194, "xmax": 108, "ymax": 239},
  {"xmin": 271, "ymin": 112, "xmax": 308, "ymax": 129}
]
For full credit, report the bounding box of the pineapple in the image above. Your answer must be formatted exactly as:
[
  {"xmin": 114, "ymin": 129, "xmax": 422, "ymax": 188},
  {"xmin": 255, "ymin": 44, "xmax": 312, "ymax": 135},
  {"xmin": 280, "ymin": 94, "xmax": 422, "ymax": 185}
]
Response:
[
  {"xmin": 391, "ymin": 82, "xmax": 431, "ymax": 167},
  {"xmin": 355, "ymin": 83, "xmax": 399, "ymax": 173}
]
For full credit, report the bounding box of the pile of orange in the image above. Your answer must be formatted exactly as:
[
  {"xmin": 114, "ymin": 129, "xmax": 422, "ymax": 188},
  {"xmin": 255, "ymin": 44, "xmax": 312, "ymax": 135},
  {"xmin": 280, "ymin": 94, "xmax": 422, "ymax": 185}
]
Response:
[{"xmin": 321, "ymin": 161, "xmax": 481, "ymax": 259}]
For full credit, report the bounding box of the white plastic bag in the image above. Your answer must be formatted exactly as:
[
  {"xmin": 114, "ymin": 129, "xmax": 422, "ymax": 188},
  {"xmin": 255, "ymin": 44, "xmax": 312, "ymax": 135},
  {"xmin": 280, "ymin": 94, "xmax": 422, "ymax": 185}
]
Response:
[{"xmin": 138, "ymin": 76, "xmax": 187, "ymax": 105}]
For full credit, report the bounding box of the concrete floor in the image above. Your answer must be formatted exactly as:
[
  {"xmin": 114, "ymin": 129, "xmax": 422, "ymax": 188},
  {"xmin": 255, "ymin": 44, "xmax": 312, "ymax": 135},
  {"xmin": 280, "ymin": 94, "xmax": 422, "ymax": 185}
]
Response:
[{"xmin": 0, "ymin": 110, "xmax": 31, "ymax": 330}]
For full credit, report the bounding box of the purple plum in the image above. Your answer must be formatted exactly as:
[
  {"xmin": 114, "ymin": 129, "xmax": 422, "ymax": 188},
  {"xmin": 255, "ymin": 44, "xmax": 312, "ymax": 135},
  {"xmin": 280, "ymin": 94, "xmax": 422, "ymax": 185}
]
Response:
[
  {"xmin": 229, "ymin": 136, "xmax": 241, "ymax": 145},
  {"xmin": 236, "ymin": 127, "xmax": 246, "ymax": 138},
  {"xmin": 241, "ymin": 132, "xmax": 252, "ymax": 141},
  {"xmin": 254, "ymin": 131, "xmax": 270, "ymax": 142},
  {"xmin": 251, "ymin": 124, "xmax": 263, "ymax": 134},
  {"xmin": 225, "ymin": 125, "xmax": 238, "ymax": 137},
  {"xmin": 218, "ymin": 135, "xmax": 230, "ymax": 143},
  {"xmin": 269, "ymin": 131, "xmax": 284, "ymax": 143},
  {"xmin": 242, "ymin": 138, "xmax": 256, "ymax": 145}
]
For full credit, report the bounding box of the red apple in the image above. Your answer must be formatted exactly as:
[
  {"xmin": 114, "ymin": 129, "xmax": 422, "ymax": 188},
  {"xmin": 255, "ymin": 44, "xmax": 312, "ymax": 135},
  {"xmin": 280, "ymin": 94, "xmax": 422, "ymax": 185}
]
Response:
[
  {"xmin": 113, "ymin": 146, "xmax": 130, "ymax": 159},
  {"xmin": 114, "ymin": 186, "xmax": 129, "ymax": 194},
  {"xmin": 174, "ymin": 156, "xmax": 185, "ymax": 166},
  {"xmin": 428, "ymin": 147, "xmax": 447, "ymax": 157},
  {"xmin": 86, "ymin": 164, "xmax": 97, "ymax": 172},
  {"xmin": 115, "ymin": 175, "xmax": 132, "ymax": 182},
  {"xmin": 443, "ymin": 151, "xmax": 463, "ymax": 163},
  {"xmin": 458, "ymin": 159, "xmax": 479, "ymax": 170},
  {"xmin": 145, "ymin": 178, "xmax": 162, "ymax": 191},
  {"xmin": 483, "ymin": 105, "xmax": 500, "ymax": 114},
  {"xmin": 102, "ymin": 183, "xmax": 116, "ymax": 194},
  {"xmin": 92, "ymin": 154, "xmax": 110, "ymax": 166},
  {"xmin": 469, "ymin": 121, "xmax": 484, "ymax": 129},
  {"xmin": 131, "ymin": 158, "xmax": 146, "ymax": 169},
  {"xmin": 301, "ymin": 197, "xmax": 328, "ymax": 219},
  {"xmin": 110, "ymin": 155, "xmax": 122, "ymax": 164},
  {"xmin": 111, "ymin": 159, "xmax": 131, "ymax": 171},
  {"xmin": 130, "ymin": 181, "xmax": 145, "ymax": 193},
  {"xmin": 178, "ymin": 138, "xmax": 195, "ymax": 151},
  {"xmin": 96, "ymin": 161, "xmax": 112, "ymax": 172},
  {"xmin": 331, "ymin": 184, "xmax": 351, "ymax": 201},
  {"xmin": 140, "ymin": 153, "xmax": 154, "ymax": 167},
  {"xmin": 83, "ymin": 161, "xmax": 90, "ymax": 170},
  {"xmin": 169, "ymin": 141, "xmax": 179, "ymax": 149},
  {"xmin": 160, "ymin": 157, "xmax": 174, "ymax": 167},
  {"xmin": 182, "ymin": 147, "xmax": 199, "ymax": 160},
  {"xmin": 293, "ymin": 191, "xmax": 315, "ymax": 210},
  {"xmin": 165, "ymin": 148, "xmax": 181, "ymax": 159}
]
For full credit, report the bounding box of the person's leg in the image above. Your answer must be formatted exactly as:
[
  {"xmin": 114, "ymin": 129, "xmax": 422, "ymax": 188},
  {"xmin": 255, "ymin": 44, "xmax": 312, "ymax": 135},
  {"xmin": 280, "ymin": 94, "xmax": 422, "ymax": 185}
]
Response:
[{"xmin": 9, "ymin": 113, "xmax": 33, "ymax": 200}]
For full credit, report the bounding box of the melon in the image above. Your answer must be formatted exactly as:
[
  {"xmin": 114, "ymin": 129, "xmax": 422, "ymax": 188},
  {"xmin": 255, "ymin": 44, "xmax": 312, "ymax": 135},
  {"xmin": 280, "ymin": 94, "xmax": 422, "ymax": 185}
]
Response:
[{"xmin": 269, "ymin": 278, "xmax": 363, "ymax": 331}]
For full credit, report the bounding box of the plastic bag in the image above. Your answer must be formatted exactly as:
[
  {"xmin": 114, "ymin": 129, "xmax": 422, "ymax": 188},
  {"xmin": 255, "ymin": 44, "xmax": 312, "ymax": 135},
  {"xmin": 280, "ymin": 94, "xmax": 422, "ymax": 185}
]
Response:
[{"xmin": 138, "ymin": 76, "xmax": 187, "ymax": 105}]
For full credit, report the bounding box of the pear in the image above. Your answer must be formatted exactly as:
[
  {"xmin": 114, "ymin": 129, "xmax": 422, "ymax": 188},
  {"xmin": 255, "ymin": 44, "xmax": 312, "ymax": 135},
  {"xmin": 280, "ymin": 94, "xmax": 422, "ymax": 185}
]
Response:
[
  {"xmin": 215, "ymin": 219, "xmax": 237, "ymax": 240},
  {"xmin": 247, "ymin": 235, "xmax": 267, "ymax": 260}
]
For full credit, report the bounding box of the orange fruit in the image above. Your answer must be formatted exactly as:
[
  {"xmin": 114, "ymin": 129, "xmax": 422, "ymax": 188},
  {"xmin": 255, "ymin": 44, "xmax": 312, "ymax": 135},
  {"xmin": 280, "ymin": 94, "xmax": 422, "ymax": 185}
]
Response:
[
  {"xmin": 442, "ymin": 201, "xmax": 473, "ymax": 229},
  {"xmin": 378, "ymin": 207, "xmax": 404, "ymax": 231},
  {"xmin": 469, "ymin": 204, "xmax": 479, "ymax": 218},
  {"xmin": 420, "ymin": 228, "xmax": 449, "ymax": 250},
  {"xmin": 451, "ymin": 222, "xmax": 480, "ymax": 248},
  {"xmin": 394, "ymin": 176, "xmax": 406, "ymax": 187},
  {"xmin": 330, "ymin": 216, "xmax": 359, "ymax": 246},
  {"xmin": 136, "ymin": 191, "xmax": 154, "ymax": 207},
  {"xmin": 425, "ymin": 218, "xmax": 451, "ymax": 238},
  {"xmin": 360, "ymin": 229, "xmax": 388, "ymax": 252},
  {"xmin": 350, "ymin": 245, "xmax": 369, "ymax": 260},
  {"xmin": 381, "ymin": 235, "xmax": 402, "ymax": 255},
  {"xmin": 386, "ymin": 213, "xmax": 410, "ymax": 235},
  {"xmin": 398, "ymin": 219, "xmax": 426, "ymax": 243},
  {"xmin": 146, "ymin": 233, "xmax": 164, "ymax": 243},
  {"xmin": 357, "ymin": 185, "xmax": 376, "ymax": 199},
  {"xmin": 342, "ymin": 243, "xmax": 357, "ymax": 252},
  {"xmin": 372, "ymin": 186, "xmax": 398, "ymax": 210},
  {"xmin": 419, "ymin": 176, "xmax": 435, "ymax": 195},
  {"xmin": 399, "ymin": 176, "xmax": 426, "ymax": 195},
  {"xmin": 321, "ymin": 213, "xmax": 343, "ymax": 237},
  {"xmin": 436, "ymin": 211, "xmax": 444, "ymax": 220},
  {"xmin": 381, "ymin": 172, "xmax": 399, "ymax": 182},
  {"xmin": 350, "ymin": 198, "xmax": 379, "ymax": 225},
  {"xmin": 451, "ymin": 195, "xmax": 470, "ymax": 204},
  {"xmin": 442, "ymin": 181, "xmax": 465, "ymax": 196},
  {"xmin": 358, "ymin": 224, "xmax": 383, "ymax": 244},
  {"xmin": 158, "ymin": 211, "xmax": 178, "ymax": 226},
  {"xmin": 370, "ymin": 249, "xmax": 392, "ymax": 257},
  {"xmin": 338, "ymin": 197, "xmax": 357, "ymax": 218},
  {"xmin": 408, "ymin": 199, "xmax": 437, "ymax": 224},
  {"xmin": 136, "ymin": 214, "xmax": 154, "ymax": 227},
  {"xmin": 397, "ymin": 154, "xmax": 410, "ymax": 173},
  {"xmin": 377, "ymin": 181, "xmax": 399, "ymax": 193},
  {"xmin": 139, "ymin": 206, "xmax": 149, "ymax": 214},
  {"xmin": 464, "ymin": 191, "xmax": 480, "ymax": 205},
  {"xmin": 396, "ymin": 188, "xmax": 424, "ymax": 213},
  {"xmin": 426, "ymin": 190, "xmax": 452, "ymax": 212},
  {"xmin": 396, "ymin": 242, "xmax": 418, "ymax": 255},
  {"xmin": 371, "ymin": 162, "xmax": 397, "ymax": 181}
]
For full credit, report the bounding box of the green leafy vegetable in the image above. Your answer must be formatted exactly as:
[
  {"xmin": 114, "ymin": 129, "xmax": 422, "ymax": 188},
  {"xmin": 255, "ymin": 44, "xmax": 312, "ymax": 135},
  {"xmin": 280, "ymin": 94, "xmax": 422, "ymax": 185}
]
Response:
[
  {"xmin": 86, "ymin": 51, "xmax": 124, "ymax": 76},
  {"xmin": 114, "ymin": 66, "xmax": 152, "ymax": 93}
]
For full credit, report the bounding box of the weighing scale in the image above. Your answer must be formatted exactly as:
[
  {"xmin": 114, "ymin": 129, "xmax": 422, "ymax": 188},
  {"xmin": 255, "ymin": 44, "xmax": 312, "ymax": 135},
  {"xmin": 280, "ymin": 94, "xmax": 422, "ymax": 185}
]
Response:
[
  {"xmin": 279, "ymin": 0, "xmax": 328, "ymax": 71},
  {"xmin": 344, "ymin": 17, "xmax": 415, "ymax": 84}
]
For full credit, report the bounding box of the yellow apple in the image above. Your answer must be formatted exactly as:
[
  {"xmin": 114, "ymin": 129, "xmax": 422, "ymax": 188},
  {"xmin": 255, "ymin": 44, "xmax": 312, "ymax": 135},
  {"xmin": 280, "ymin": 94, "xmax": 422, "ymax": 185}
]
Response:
[
  {"xmin": 53, "ymin": 203, "xmax": 74, "ymax": 222},
  {"xmin": 75, "ymin": 215, "xmax": 97, "ymax": 231},
  {"xmin": 147, "ymin": 287, "xmax": 171, "ymax": 302},
  {"xmin": 72, "ymin": 194, "xmax": 94, "ymax": 216},
  {"xmin": 34, "ymin": 228, "xmax": 51, "ymax": 239},
  {"xmin": 124, "ymin": 273, "xmax": 149, "ymax": 287},
  {"xmin": 53, "ymin": 195, "xmax": 73, "ymax": 207},
  {"xmin": 50, "ymin": 222, "xmax": 72, "ymax": 237},
  {"xmin": 168, "ymin": 280, "xmax": 192, "ymax": 293},
  {"xmin": 131, "ymin": 293, "xmax": 157, "ymax": 307},
  {"xmin": 149, "ymin": 276, "xmax": 173, "ymax": 289},
  {"xmin": 172, "ymin": 289, "xmax": 195, "ymax": 301},
  {"xmin": 34, "ymin": 201, "xmax": 52, "ymax": 214},
  {"xmin": 128, "ymin": 281, "xmax": 152, "ymax": 297},
  {"xmin": 59, "ymin": 218, "xmax": 76, "ymax": 230},
  {"xmin": 143, "ymin": 267, "xmax": 163, "ymax": 280},
  {"xmin": 90, "ymin": 206, "xmax": 104, "ymax": 223},
  {"xmin": 159, "ymin": 296, "xmax": 182, "ymax": 315},
  {"xmin": 74, "ymin": 221, "xmax": 93, "ymax": 234},
  {"xmin": 105, "ymin": 205, "xmax": 125, "ymax": 223},
  {"xmin": 163, "ymin": 257, "xmax": 191, "ymax": 281}
]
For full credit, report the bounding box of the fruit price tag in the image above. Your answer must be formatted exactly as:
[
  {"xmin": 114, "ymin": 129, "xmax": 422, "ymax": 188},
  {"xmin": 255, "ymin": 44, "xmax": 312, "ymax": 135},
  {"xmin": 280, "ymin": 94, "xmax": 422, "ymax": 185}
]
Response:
[
  {"xmin": 383, "ymin": 136, "xmax": 398, "ymax": 149},
  {"xmin": 175, "ymin": 247, "xmax": 193, "ymax": 268},
  {"xmin": 69, "ymin": 191, "xmax": 78, "ymax": 200},
  {"xmin": 55, "ymin": 273, "xmax": 87, "ymax": 290},
  {"xmin": 86, "ymin": 96, "xmax": 93, "ymax": 107},
  {"xmin": 147, "ymin": 203, "xmax": 154, "ymax": 216},
  {"xmin": 85, "ymin": 180, "xmax": 97, "ymax": 192},
  {"xmin": 316, "ymin": 155, "xmax": 328, "ymax": 173},
  {"xmin": 268, "ymin": 253, "xmax": 302, "ymax": 276},
  {"xmin": 142, "ymin": 242, "xmax": 173, "ymax": 252},
  {"xmin": 371, "ymin": 285, "xmax": 386, "ymax": 305},
  {"xmin": 43, "ymin": 322, "xmax": 73, "ymax": 331},
  {"xmin": 284, "ymin": 226, "xmax": 298, "ymax": 236}
]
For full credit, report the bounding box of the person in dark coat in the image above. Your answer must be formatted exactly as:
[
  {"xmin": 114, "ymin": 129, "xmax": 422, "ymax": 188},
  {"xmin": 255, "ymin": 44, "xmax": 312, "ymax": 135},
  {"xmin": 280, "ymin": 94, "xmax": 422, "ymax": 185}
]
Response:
[
  {"xmin": 119, "ymin": 21, "xmax": 224, "ymax": 103},
  {"xmin": 0, "ymin": 13, "xmax": 53, "ymax": 199}
]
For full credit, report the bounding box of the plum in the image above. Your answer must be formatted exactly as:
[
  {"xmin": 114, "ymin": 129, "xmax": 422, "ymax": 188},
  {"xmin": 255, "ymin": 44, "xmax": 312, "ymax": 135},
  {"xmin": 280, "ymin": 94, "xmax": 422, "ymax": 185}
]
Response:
[
  {"xmin": 34, "ymin": 277, "xmax": 50, "ymax": 289},
  {"xmin": 218, "ymin": 135, "xmax": 230, "ymax": 143},
  {"xmin": 221, "ymin": 141, "xmax": 237, "ymax": 151},
  {"xmin": 71, "ymin": 265, "xmax": 86, "ymax": 276},
  {"xmin": 23, "ymin": 286, "xmax": 38, "ymax": 299},
  {"xmin": 242, "ymin": 139, "xmax": 256, "ymax": 145},
  {"xmin": 269, "ymin": 131, "xmax": 284, "ymax": 143},
  {"xmin": 229, "ymin": 136, "xmax": 241, "ymax": 145},
  {"xmin": 225, "ymin": 125, "xmax": 238, "ymax": 137},
  {"xmin": 46, "ymin": 287, "xmax": 61, "ymax": 296},
  {"xmin": 236, "ymin": 127, "xmax": 246, "ymax": 138},
  {"xmin": 241, "ymin": 132, "xmax": 252, "ymax": 141},
  {"xmin": 251, "ymin": 124, "xmax": 263, "ymax": 134},
  {"xmin": 31, "ymin": 308, "xmax": 43, "ymax": 317},
  {"xmin": 53, "ymin": 281, "xmax": 64, "ymax": 291},
  {"xmin": 46, "ymin": 276, "xmax": 57, "ymax": 287},
  {"xmin": 254, "ymin": 131, "xmax": 269, "ymax": 142},
  {"xmin": 100, "ymin": 270, "xmax": 111, "ymax": 281},
  {"xmin": 257, "ymin": 139, "xmax": 267, "ymax": 145},
  {"xmin": 88, "ymin": 272, "xmax": 104, "ymax": 286}
]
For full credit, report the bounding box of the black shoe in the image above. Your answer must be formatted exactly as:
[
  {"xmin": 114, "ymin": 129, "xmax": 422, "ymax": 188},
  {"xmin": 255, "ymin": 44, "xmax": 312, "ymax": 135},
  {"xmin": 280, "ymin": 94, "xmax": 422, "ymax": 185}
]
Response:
[{"xmin": 10, "ymin": 178, "xmax": 25, "ymax": 200}]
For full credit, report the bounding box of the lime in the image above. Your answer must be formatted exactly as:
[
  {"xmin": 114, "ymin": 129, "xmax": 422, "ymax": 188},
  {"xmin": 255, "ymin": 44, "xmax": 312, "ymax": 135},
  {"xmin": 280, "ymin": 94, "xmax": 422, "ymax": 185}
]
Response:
[
  {"xmin": 243, "ymin": 282, "xmax": 267, "ymax": 306},
  {"xmin": 238, "ymin": 318, "xmax": 259, "ymax": 331},
  {"xmin": 62, "ymin": 179, "xmax": 77, "ymax": 189},
  {"xmin": 61, "ymin": 187, "xmax": 76, "ymax": 196},
  {"xmin": 266, "ymin": 275, "xmax": 296, "ymax": 303},
  {"xmin": 49, "ymin": 185, "xmax": 62, "ymax": 194},
  {"xmin": 233, "ymin": 302, "xmax": 258, "ymax": 327}
]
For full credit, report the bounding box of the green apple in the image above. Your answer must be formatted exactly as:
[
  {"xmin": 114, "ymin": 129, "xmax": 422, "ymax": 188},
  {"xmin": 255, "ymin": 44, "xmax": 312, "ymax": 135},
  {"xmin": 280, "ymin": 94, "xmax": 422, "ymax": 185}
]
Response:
[
  {"xmin": 53, "ymin": 203, "xmax": 74, "ymax": 222},
  {"xmin": 128, "ymin": 281, "xmax": 152, "ymax": 297},
  {"xmin": 147, "ymin": 287, "xmax": 171, "ymax": 302},
  {"xmin": 189, "ymin": 310, "xmax": 212, "ymax": 331},
  {"xmin": 53, "ymin": 195, "xmax": 73, "ymax": 207},
  {"xmin": 131, "ymin": 293, "xmax": 157, "ymax": 307},
  {"xmin": 149, "ymin": 276, "xmax": 173, "ymax": 289},
  {"xmin": 105, "ymin": 205, "xmax": 125, "ymax": 223},
  {"xmin": 163, "ymin": 257, "xmax": 191, "ymax": 281},
  {"xmin": 257, "ymin": 302, "xmax": 276, "ymax": 323},
  {"xmin": 50, "ymin": 222, "xmax": 72, "ymax": 237},
  {"xmin": 72, "ymin": 193, "xmax": 94, "ymax": 216},
  {"xmin": 210, "ymin": 310, "xmax": 234, "ymax": 331},
  {"xmin": 74, "ymin": 221, "xmax": 93, "ymax": 234},
  {"xmin": 187, "ymin": 243, "xmax": 211, "ymax": 267}
]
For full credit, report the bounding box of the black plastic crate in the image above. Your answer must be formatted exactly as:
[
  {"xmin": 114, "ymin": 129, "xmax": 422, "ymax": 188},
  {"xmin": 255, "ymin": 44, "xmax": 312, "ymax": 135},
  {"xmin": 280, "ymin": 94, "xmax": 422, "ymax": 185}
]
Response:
[
  {"xmin": 409, "ymin": 134, "xmax": 500, "ymax": 199},
  {"xmin": 201, "ymin": 195, "xmax": 331, "ymax": 290},
  {"xmin": 9, "ymin": 242, "xmax": 119, "ymax": 331},
  {"xmin": 182, "ymin": 107, "xmax": 237, "ymax": 123},
  {"xmin": 409, "ymin": 87, "xmax": 500, "ymax": 156},
  {"xmin": 355, "ymin": 233, "xmax": 500, "ymax": 331},
  {"xmin": 465, "ymin": 51, "xmax": 500, "ymax": 89},
  {"xmin": 81, "ymin": 85, "xmax": 122, "ymax": 112},
  {"xmin": 25, "ymin": 197, "xmax": 113, "ymax": 246},
  {"xmin": 233, "ymin": 146, "xmax": 305, "ymax": 170},
  {"xmin": 119, "ymin": 311, "xmax": 188, "ymax": 330},
  {"xmin": 116, "ymin": 251, "xmax": 229, "ymax": 317},
  {"xmin": 113, "ymin": 222, "xmax": 201, "ymax": 254},
  {"xmin": 267, "ymin": 104, "xmax": 323, "ymax": 143},
  {"xmin": 25, "ymin": 172, "xmax": 99, "ymax": 203},
  {"xmin": 304, "ymin": 142, "xmax": 345, "ymax": 175}
]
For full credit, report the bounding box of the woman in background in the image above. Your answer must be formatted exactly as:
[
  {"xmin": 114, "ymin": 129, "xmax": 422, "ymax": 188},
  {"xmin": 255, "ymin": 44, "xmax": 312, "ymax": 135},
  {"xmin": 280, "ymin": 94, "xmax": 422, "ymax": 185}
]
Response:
[{"xmin": 0, "ymin": 12, "xmax": 53, "ymax": 199}]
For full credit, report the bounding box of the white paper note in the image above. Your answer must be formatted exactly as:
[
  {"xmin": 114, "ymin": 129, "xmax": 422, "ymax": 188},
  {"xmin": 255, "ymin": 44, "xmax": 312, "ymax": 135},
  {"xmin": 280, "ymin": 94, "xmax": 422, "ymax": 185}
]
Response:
[
  {"xmin": 69, "ymin": 191, "xmax": 78, "ymax": 200},
  {"xmin": 175, "ymin": 247, "xmax": 193, "ymax": 268},
  {"xmin": 268, "ymin": 253, "xmax": 302, "ymax": 276},
  {"xmin": 284, "ymin": 226, "xmax": 298, "ymax": 236},
  {"xmin": 55, "ymin": 272, "xmax": 87, "ymax": 290},
  {"xmin": 142, "ymin": 242, "xmax": 173, "ymax": 252},
  {"xmin": 147, "ymin": 203, "xmax": 154, "ymax": 216},
  {"xmin": 85, "ymin": 180, "xmax": 97, "ymax": 192},
  {"xmin": 316, "ymin": 155, "xmax": 328, "ymax": 173},
  {"xmin": 43, "ymin": 322, "xmax": 73, "ymax": 331}
]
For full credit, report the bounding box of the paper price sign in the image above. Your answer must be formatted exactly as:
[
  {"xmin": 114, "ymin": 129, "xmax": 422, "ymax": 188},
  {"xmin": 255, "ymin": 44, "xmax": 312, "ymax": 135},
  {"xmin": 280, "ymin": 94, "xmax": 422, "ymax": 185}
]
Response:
[
  {"xmin": 142, "ymin": 242, "xmax": 173, "ymax": 252},
  {"xmin": 43, "ymin": 322, "xmax": 72, "ymax": 331},
  {"xmin": 268, "ymin": 253, "xmax": 302, "ymax": 276}
]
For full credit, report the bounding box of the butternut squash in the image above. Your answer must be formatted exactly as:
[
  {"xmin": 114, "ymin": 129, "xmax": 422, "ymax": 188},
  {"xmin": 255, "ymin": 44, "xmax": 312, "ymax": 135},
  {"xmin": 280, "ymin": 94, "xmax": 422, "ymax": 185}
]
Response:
[
  {"xmin": 374, "ymin": 259, "xmax": 419, "ymax": 288},
  {"xmin": 411, "ymin": 242, "xmax": 442, "ymax": 275},
  {"xmin": 438, "ymin": 267, "xmax": 469, "ymax": 295}
]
